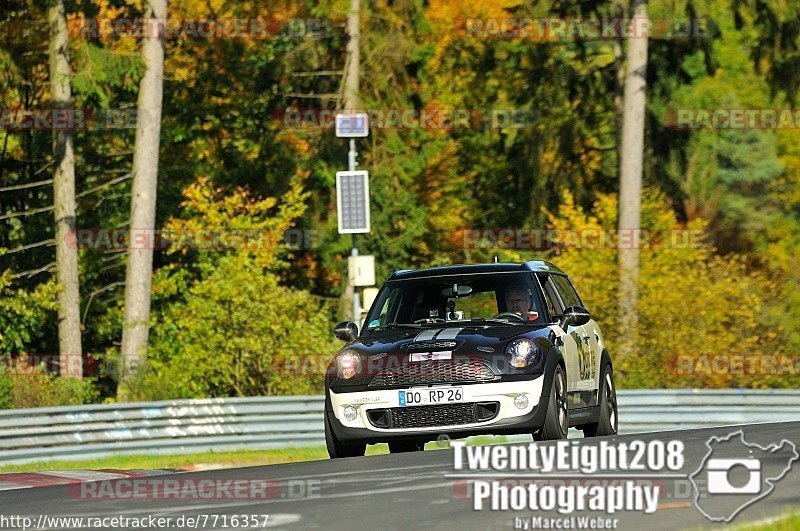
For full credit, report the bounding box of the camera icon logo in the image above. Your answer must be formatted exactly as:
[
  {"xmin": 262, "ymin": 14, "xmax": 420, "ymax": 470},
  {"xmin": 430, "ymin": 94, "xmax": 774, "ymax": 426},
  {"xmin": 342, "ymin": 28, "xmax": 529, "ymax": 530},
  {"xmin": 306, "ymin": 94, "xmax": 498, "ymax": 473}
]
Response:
[
  {"xmin": 706, "ymin": 458, "xmax": 761, "ymax": 494},
  {"xmin": 690, "ymin": 431, "xmax": 798, "ymax": 522}
]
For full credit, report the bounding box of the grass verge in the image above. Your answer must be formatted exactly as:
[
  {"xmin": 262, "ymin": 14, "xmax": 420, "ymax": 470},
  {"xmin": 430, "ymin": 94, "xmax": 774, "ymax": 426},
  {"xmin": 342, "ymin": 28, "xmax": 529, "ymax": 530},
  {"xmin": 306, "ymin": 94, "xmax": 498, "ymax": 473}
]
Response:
[
  {"xmin": 0, "ymin": 435, "xmax": 521, "ymax": 473},
  {"xmin": 730, "ymin": 510, "xmax": 800, "ymax": 530},
  {"xmin": 0, "ymin": 447, "xmax": 331, "ymax": 473}
]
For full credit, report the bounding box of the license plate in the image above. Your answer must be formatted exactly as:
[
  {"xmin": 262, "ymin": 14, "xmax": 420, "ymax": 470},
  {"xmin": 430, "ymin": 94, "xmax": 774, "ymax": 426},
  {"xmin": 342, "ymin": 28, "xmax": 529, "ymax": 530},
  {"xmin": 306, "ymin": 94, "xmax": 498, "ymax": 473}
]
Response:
[
  {"xmin": 409, "ymin": 351, "xmax": 452, "ymax": 362},
  {"xmin": 398, "ymin": 387, "xmax": 463, "ymax": 407}
]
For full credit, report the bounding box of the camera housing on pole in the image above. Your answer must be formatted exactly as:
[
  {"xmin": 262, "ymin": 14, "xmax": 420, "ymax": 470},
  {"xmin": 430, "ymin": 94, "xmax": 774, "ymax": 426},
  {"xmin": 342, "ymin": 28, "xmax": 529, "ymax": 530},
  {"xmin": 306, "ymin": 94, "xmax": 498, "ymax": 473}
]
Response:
[{"xmin": 335, "ymin": 113, "xmax": 369, "ymax": 138}]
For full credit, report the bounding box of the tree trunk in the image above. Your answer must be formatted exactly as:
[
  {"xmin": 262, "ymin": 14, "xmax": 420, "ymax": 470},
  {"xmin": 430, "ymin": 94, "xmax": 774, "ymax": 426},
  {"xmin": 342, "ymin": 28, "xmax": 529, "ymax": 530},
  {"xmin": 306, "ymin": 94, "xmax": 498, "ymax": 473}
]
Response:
[
  {"xmin": 617, "ymin": 0, "xmax": 649, "ymax": 362},
  {"xmin": 613, "ymin": 0, "xmax": 625, "ymax": 176},
  {"xmin": 48, "ymin": 0, "xmax": 82, "ymax": 378},
  {"xmin": 119, "ymin": 0, "xmax": 166, "ymax": 396},
  {"xmin": 343, "ymin": 0, "xmax": 360, "ymax": 111}
]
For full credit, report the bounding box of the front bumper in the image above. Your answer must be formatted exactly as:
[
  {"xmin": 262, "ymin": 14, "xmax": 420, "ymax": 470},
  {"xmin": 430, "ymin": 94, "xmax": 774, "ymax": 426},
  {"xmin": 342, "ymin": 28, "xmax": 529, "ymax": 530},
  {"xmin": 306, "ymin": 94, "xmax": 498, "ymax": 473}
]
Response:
[{"xmin": 327, "ymin": 376, "xmax": 546, "ymax": 443}]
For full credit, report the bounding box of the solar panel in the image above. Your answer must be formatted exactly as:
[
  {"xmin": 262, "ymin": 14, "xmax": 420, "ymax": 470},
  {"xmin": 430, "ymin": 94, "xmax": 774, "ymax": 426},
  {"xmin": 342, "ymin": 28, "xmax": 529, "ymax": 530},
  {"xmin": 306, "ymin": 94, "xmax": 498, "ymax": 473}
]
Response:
[{"xmin": 336, "ymin": 170, "xmax": 371, "ymax": 234}]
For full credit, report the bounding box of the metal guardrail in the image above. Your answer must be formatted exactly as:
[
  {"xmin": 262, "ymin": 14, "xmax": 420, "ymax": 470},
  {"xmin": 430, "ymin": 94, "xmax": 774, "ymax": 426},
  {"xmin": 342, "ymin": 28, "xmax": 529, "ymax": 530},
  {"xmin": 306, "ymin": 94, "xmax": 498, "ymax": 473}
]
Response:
[
  {"xmin": 0, "ymin": 390, "xmax": 798, "ymax": 465},
  {"xmin": 0, "ymin": 396, "xmax": 325, "ymax": 465}
]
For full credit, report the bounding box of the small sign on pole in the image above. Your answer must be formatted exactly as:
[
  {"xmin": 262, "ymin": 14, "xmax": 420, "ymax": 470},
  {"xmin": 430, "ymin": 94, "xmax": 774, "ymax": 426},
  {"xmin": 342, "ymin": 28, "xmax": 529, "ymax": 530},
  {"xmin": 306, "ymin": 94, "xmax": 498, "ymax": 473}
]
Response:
[
  {"xmin": 336, "ymin": 170, "xmax": 370, "ymax": 234},
  {"xmin": 335, "ymin": 113, "xmax": 369, "ymax": 138},
  {"xmin": 348, "ymin": 255, "xmax": 375, "ymax": 287}
]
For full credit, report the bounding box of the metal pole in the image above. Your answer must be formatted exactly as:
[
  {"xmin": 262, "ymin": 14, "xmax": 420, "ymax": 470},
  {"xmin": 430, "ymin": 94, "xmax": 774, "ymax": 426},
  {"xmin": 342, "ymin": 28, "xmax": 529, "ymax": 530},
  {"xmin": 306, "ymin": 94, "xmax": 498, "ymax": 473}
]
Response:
[
  {"xmin": 348, "ymin": 139, "xmax": 357, "ymax": 171},
  {"xmin": 349, "ymin": 139, "xmax": 361, "ymax": 325}
]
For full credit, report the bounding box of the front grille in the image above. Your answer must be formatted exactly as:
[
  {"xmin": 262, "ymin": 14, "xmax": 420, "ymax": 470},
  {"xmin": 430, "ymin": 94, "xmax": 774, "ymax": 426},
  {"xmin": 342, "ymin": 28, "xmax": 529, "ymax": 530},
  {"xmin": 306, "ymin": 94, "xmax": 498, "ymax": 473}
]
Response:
[
  {"xmin": 370, "ymin": 402, "xmax": 500, "ymax": 429},
  {"xmin": 403, "ymin": 341, "xmax": 458, "ymax": 352},
  {"xmin": 380, "ymin": 402, "xmax": 500, "ymax": 429},
  {"xmin": 369, "ymin": 358, "xmax": 497, "ymax": 387},
  {"xmin": 392, "ymin": 403, "xmax": 474, "ymax": 428}
]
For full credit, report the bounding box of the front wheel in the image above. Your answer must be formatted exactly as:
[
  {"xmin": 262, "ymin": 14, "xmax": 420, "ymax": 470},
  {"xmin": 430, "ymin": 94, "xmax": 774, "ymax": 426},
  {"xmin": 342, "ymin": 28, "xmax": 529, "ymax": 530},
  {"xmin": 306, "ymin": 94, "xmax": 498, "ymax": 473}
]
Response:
[
  {"xmin": 535, "ymin": 364, "xmax": 569, "ymax": 440},
  {"xmin": 325, "ymin": 412, "xmax": 366, "ymax": 458},
  {"xmin": 583, "ymin": 365, "xmax": 618, "ymax": 437}
]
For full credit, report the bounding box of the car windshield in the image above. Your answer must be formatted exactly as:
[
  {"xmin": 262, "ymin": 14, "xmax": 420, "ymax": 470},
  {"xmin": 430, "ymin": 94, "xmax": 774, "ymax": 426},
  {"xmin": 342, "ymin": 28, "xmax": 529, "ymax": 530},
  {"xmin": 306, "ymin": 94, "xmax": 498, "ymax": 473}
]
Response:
[{"xmin": 364, "ymin": 272, "xmax": 546, "ymax": 329}]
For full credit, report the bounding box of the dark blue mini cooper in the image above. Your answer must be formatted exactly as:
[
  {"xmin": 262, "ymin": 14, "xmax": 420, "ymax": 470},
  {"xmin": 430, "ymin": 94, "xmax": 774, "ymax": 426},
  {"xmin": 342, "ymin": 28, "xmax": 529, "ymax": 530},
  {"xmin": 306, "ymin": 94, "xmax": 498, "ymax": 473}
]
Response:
[{"xmin": 324, "ymin": 261, "xmax": 618, "ymax": 458}]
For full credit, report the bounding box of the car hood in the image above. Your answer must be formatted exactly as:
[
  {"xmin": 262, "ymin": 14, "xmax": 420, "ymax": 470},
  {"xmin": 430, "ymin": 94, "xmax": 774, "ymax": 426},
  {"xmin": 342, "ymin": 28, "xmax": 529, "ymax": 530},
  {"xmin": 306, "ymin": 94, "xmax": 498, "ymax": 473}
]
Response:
[
  {"xmin": 328, "ymin": 324, "xmax": 554, "ymax": 388},
  {"xmin": 358, "ymin": 324, "xmax": 547, "ymax": 350}
]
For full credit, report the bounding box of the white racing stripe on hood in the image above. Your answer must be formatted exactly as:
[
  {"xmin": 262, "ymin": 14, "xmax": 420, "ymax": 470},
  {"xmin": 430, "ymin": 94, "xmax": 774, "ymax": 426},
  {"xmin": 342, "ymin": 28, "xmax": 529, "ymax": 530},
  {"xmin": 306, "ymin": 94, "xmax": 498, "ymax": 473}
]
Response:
[
  {"xmin": 414, "ymin": 329, "xmax": 441, "ymax": 341},
  {"xmin": 435, "ymin": 327, "xmax": 463, "ymax": 340}
]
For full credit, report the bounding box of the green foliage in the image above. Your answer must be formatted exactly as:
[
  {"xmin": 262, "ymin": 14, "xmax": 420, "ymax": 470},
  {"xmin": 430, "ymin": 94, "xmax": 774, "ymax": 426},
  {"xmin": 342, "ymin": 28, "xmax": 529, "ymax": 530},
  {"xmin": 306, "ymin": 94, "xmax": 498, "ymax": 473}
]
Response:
[
  {"xmin": 3, "ymin": 0, "xmax": 800, "ymax": 400},
  {"xmin": 544, "ymin": 190, "xmax": 793, "ymax": 389},
  {"xmin": 0, "ymin": 361, "xmax": 99, "ymax": 409},
  {"xmin": 0, "ymin": 374, "xmax": 11, "ymax": 409},
  {"xmin": 71, "ymin": 41, "xmax": 143, "ymax": 108},
  {"xmin": 0, "ymin": 272, "xmax": 59, "ymax": 356},
  {"xmin": 108, "ymin": 173, "xmax": 337, "ymax": 400},
  {"xmin": 129, "ymin": 265, "xmax": 337, "ymax": 400}
]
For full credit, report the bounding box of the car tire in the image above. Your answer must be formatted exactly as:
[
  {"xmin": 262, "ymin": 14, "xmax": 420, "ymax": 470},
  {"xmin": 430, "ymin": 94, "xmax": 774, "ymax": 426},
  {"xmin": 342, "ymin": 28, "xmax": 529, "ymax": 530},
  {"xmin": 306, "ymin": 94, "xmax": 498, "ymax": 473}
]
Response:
[
  {"xmin": 388, "ymin": 440, "xmax": 424, "ymax": 453},
  {"xmin": 536, "ymin": 364, "xmax": 569, "ymax": 440},
  {"xmin": 583, "ymin": 364, "xmax": 618, "ymax": 437},
  {"xmin": 325, "ymin": 411, "xmax": 366, "ymax": 458}
]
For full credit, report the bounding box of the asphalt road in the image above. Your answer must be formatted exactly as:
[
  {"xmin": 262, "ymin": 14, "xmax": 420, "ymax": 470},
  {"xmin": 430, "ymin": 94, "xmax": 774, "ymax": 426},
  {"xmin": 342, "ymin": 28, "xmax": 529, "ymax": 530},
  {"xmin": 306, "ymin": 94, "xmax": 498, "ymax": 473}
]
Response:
[{"xmin": 1, "ymin": 422, "xmax": 799, "ymax": 530}]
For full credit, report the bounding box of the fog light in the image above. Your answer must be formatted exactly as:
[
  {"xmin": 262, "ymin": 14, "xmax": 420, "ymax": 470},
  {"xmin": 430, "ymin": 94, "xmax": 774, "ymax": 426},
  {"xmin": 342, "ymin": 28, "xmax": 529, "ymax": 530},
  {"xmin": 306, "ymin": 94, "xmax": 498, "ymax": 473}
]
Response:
[
  {"xmin": 514, "ymin": 394, "xmax": 529, "ymax": 410},
  {"xmin": 343, "ymin": 406, "xmax": 358, "ymax": 421}
]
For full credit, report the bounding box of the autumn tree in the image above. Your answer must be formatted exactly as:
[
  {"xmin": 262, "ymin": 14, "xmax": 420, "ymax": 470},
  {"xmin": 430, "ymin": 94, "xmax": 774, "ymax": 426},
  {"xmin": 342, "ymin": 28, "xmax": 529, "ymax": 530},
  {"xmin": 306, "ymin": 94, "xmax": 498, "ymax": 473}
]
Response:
[
  {"xmin": 119, "ymin": 0, "xmax": 167, "ymax": 397},
  {"xmin": 47, "ymin": 0, "xmax": 83, "ymax": 378},
  {"xmin": 617, "ymin": 0, "xmax": 649, "ymax": 361}
]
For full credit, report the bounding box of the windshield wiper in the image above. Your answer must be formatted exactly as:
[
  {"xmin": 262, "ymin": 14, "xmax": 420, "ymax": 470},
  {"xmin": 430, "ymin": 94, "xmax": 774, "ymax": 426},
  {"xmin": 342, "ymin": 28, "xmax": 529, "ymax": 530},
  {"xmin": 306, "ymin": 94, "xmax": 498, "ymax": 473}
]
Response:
[
  {"xmin": 373, "ymin": 323, "xmax": 424, "ymax": 330},
  {"xmin": 469, "ymin": 317, "xmax": 525, "ymax": 325}
]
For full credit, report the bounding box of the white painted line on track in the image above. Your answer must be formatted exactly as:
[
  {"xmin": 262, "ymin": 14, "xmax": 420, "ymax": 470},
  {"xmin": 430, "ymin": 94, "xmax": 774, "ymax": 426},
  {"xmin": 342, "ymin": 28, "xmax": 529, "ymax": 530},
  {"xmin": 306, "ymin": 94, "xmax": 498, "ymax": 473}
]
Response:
[
  {"xmin": 250, "ymin": 462, "xmax": 449, "ymax": 482},
  {"xmin": 265, "ymin": 514, "xmax": 302, "ymax": 527}
]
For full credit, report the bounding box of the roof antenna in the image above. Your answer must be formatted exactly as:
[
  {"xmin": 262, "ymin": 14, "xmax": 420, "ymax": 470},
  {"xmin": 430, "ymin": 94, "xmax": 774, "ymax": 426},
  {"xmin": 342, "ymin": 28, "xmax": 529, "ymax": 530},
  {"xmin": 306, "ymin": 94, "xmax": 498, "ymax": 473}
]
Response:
[{"xmin": 493, "ymin": 255, "xmax": 499, "ymax": 263}]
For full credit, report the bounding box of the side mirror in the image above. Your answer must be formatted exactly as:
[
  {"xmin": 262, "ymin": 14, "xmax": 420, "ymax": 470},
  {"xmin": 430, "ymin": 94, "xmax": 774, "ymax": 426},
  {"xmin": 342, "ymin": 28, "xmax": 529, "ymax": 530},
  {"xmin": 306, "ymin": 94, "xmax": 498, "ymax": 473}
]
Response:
[
  {"xmin": 334, "ymin": 321, "xmax": 359, "ymax": 342},
  {"xmin": 559, "ymin": 306, "xmax": 591, "ymax": 330}
]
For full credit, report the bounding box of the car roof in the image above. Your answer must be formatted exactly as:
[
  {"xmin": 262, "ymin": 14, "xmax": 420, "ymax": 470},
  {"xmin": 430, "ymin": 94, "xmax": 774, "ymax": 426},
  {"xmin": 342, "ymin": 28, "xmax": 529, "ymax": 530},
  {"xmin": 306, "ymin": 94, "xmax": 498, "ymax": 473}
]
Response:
[{"xmin": 388, "ymin": 261, "xmax": 565, "ymax": 281}]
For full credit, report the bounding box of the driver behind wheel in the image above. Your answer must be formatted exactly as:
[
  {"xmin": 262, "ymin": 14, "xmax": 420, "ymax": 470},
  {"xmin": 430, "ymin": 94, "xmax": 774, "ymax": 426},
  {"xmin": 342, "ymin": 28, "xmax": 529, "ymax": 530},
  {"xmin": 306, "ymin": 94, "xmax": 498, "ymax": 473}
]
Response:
[{"xmin": 504, "ymin": 286, "xmax": 539, "ymax": 321}]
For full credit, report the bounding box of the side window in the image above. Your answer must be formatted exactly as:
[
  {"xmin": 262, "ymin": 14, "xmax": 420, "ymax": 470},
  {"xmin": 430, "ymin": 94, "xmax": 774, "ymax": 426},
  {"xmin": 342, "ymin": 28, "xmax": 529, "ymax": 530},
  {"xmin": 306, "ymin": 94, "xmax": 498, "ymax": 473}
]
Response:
[
  {"xmin": 537, "ymin": 275, "xmax": 562, "ymax": 321},
  {"xmin": 369, "ymin": 289, "xmax": 398, "ymax": 327},
  {"xmin": 552, "ymin": 275, "xmax": 583, "ymax": 309},
  {"xmin": 377, "ymin": 292, "xmax": 395, "ymax": 323}
]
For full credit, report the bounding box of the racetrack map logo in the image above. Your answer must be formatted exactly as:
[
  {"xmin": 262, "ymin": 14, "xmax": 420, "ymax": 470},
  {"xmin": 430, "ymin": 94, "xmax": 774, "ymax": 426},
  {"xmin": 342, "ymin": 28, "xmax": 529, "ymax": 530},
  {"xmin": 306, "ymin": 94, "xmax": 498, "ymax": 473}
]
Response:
[{"xmin": 689, "ymin": 430, "xmax": 798, "ymax": 522}]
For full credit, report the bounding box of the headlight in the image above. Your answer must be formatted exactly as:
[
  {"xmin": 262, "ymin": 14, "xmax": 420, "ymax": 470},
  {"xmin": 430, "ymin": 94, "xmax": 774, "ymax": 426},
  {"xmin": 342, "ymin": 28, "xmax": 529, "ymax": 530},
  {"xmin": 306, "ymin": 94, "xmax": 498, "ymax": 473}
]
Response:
[
  {"xmin": 506, "ymin": 338, "xmax": 538, "ymax": 368},
  {"xmin": 336, "ymin": 351, "xmax": 361, "ymax": 379}
]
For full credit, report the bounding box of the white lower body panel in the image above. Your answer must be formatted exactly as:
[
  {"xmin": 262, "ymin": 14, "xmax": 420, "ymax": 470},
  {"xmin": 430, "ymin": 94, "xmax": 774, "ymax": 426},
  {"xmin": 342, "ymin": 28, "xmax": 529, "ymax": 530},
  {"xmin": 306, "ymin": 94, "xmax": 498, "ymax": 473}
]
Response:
[{"xmin": 329, "ymin": 378, "xmax": 544, "ymax": 433}]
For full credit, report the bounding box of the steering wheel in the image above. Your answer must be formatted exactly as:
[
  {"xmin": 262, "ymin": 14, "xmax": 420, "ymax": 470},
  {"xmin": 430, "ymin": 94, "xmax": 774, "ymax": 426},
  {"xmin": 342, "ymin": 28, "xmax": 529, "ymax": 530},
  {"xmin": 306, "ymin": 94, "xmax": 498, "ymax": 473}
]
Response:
[
  {"xmin": 414, "ymin": 318, "xmax": 446, "ymax": 324},
  {"xmin": 492, "ymin": 312, "xmax": 525, "ymax": 322}
]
